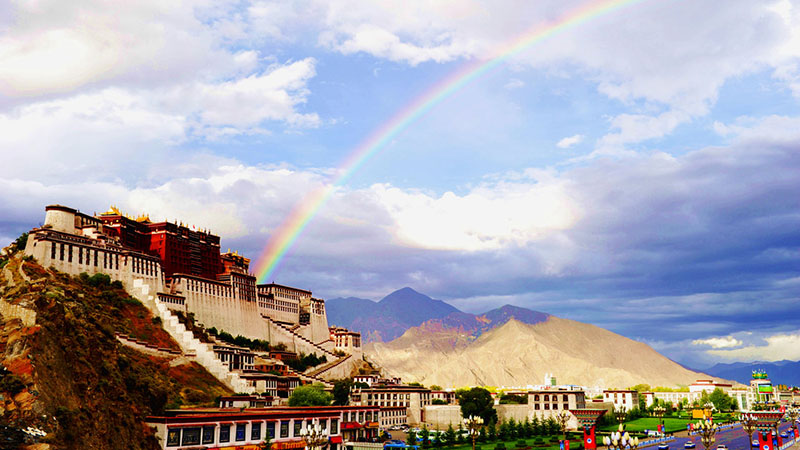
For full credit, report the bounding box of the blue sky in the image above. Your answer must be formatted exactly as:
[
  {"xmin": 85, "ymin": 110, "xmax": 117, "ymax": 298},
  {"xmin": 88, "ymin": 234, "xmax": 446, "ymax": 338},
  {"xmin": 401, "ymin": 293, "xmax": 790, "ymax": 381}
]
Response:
[{"xmin": 1, "ymin": 0, "xmax": 799, "ymax": 368}]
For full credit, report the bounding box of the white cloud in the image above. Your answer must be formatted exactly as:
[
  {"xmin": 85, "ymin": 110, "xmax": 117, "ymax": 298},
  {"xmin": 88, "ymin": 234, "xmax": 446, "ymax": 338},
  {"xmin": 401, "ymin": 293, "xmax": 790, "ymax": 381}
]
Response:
[
  {"xmin": 0, "ymin": 0, "xmax": 239, "ymax": 99},
  {"xmin": 598, "ymin": 109, "xmax": 691, "ymax": 150},
  {"xmin": 504, "ymin": 79, "xmax": 525, "ymax": 90},
  {"xmin": 0, "ymin": 58, "xmax": 320, "ymax": 182},
  {"xmin": 692, "ymin": 336, "xmax": 744, "ymax": 349},
  {"xmin": 708, "ymin": 333, "xmax": 800, "ymax": 361},
  {"xmin": 372, "ymin": 176, "xmax": 580, "ymax": 251},
  {"xmin": 173, "ymin": 58, "xmax": 321, "ymax": 131},
  {"xmin": 557, "ymin": 134, "xmax": 584, "ymax": 149}
]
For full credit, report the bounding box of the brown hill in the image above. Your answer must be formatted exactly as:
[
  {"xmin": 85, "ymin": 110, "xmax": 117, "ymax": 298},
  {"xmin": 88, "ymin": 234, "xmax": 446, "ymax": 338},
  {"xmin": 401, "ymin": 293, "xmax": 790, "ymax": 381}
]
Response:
[
  {"xmin": 366, "ymin": 315, "xmax": 711, "ymax": 389},
  {"xmin": 0, "ymin": 241, "xmax": 231, "ymax": 450}
]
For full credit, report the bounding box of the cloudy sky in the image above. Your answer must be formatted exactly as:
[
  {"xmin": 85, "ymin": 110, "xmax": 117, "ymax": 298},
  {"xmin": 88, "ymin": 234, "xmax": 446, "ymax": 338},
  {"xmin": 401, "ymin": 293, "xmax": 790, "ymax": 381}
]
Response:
[{"xmin": 2, "ymin": 0, "xmax": 799, "ymax": 368}]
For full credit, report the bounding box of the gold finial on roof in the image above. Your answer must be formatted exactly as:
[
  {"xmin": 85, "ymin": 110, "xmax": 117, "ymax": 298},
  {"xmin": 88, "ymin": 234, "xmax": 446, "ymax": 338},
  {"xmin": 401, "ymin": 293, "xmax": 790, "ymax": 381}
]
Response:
[{"xmin": 101, "ymin": 205, "xmax": 122, "ymax": 216}]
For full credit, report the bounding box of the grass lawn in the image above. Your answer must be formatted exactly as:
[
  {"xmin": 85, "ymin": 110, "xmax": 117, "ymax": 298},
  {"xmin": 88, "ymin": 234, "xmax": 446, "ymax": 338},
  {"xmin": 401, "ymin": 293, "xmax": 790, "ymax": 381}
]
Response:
[
  {"xmin": 598, "ymin": 418, "xmax": 692, "ymax": 434},
  {"xmin": 423, "ymin": 436, "xmax": 572, "ymax": 450}
]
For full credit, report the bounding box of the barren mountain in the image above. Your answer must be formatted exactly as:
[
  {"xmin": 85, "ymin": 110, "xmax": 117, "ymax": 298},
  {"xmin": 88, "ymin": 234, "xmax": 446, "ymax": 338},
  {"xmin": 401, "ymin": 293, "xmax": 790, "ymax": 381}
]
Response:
[
  {"xmin": 366, "ymin": 315, "xmax": 711, "ymax": 389},
  {"xmin": 327, "ymin": 287, "xmax": 460, "ymax": 342}
]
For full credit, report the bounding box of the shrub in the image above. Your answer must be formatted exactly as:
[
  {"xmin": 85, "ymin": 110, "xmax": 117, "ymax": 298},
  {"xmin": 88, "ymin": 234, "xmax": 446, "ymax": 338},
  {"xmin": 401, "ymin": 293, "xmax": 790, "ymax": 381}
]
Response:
[
  {"xmin": 495, "ymin": 443, "xmax": 506, "ymax": 450},
  {"xmin": 87, "ymin": 273, "xmax": 111, "ymax": 287},
  {"xmin": 0, "ymin": 373, "xmax": 26, "ymax": 395},
  {"xmin": 515, "ymin": 440, "xmax": 527, "ymax": 448}
]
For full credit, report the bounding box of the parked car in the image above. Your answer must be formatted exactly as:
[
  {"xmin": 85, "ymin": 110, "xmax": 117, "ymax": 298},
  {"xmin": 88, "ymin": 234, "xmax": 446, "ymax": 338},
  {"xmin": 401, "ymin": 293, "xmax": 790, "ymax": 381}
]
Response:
[
  {"xmin": 716, "ymin": 445, "xmax": 728, "ymax": 450},
  {"xmin": 657, "ymin": 444, "xmax": 669, "ymax": 450},
  {"xmin": 752, "ymin": 440, "xmax": 759, "ymax": 447},
  {"xmin": 780, "ymin": 432, "xmax": 789, "ymax": 438},
  {"xmin": 684, "ymin": 442, "xmax": 696, "ymax": 449}
]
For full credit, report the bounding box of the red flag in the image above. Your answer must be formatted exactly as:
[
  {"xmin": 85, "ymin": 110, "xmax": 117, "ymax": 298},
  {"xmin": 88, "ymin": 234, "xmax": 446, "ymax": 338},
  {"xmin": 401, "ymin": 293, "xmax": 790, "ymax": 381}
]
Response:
[
  {"xmin": 758, "ymin": 431, "xmax": 774, "ymax": 450},
  {"xmin": 584, "ymin": 426, "xmax": 597, "ymax": 450}
]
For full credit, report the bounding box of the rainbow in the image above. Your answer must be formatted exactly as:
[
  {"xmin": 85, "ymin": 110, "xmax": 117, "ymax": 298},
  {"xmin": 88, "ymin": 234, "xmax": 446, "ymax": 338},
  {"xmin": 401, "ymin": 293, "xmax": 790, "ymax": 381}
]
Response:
[{"xmin": 254, "ymin": 0, "xmax": 646, "ymax": 282}]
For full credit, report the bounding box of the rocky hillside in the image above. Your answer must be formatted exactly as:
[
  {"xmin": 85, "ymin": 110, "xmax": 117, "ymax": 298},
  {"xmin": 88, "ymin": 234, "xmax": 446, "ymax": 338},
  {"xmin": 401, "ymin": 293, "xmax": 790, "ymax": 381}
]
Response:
[
  {"xmin": 367, "ymin": 315, "xmax": 712, "ymax": 389},
  {"xmin": 0, "ymin": 240, "xmax": 231, "ymax": 450}
]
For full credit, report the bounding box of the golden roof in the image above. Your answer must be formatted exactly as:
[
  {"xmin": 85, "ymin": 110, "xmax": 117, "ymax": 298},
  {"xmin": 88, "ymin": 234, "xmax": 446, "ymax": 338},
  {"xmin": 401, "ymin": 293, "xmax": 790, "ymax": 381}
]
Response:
[{"xmin": 100, "ymin": 205, "xmax": 122, "ymax": 216}]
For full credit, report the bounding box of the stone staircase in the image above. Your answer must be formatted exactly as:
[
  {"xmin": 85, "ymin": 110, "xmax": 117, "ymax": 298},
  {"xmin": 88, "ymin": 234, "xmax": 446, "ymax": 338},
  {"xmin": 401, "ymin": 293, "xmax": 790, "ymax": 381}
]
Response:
[
  {"xmin": 130, "ymin": 282, "xmax": 253, "ymax": 394},
  {"xmin": 262, "ymin": 315, "xmax": 336, "ymax": 358},
  {"xmin": 305, "ymin": 354, "xmax": 351, "ymax": 378}
]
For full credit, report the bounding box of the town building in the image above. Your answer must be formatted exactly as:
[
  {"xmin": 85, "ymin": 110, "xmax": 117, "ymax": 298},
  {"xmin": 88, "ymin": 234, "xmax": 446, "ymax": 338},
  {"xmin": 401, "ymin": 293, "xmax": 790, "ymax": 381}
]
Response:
[
  {"xmin": 146, "ymin": 405, "xmax": 380, "ymax": 450},
  {"xmin": 689, "ymin": 379, "xmax": 733, "ymax": 396},
  {"xmin": 652, "ymin": 391, "xmax": 693, "ymax": 406},
  {"xmin": 350, "ymin": 385, "xmax": 432, "ymax": 426},
  {"xmin": 431, "ymin": 390, "xmax": 457, "ymax": 405},
  {"xmin": 746, "ymin": 370, "xmax": 776, "ymax": 409},
  {"xmin": 602, "ymin": 390, "xmax": 639, "ymax": 411},
  {"xmin": 528, "ymin": 388, "xmax": 586, "ymax": 412}
]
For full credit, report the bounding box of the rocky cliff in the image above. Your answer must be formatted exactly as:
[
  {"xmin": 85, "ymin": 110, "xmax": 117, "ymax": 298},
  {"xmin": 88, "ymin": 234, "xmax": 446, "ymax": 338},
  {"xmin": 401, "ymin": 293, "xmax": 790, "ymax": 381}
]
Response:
[{"xmin": 0, "ymin": 242, "xmax": 231, "ymax": 450}]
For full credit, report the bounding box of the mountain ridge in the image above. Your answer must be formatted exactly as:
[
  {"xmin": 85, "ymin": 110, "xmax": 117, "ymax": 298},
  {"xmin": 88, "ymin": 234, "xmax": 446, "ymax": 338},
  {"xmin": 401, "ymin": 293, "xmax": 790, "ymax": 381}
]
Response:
[
  {"xmin": 703, "ymin": 360, "xmax": 800, "ymax": 386},
  {"xmin": 366, "ymin": 315, "xmax": 721, "ymax": 389},
  {"xmin": 326, "ymin": 287, "xmax": 459, "ymax": 342}
]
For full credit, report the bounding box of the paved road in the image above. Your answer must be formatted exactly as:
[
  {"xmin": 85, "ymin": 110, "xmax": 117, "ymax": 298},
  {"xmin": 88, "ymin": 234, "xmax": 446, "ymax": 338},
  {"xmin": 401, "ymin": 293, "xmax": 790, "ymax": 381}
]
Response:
[{"xmin": 668, "ymin": 421, "xmax": 797, "ymax": 450}]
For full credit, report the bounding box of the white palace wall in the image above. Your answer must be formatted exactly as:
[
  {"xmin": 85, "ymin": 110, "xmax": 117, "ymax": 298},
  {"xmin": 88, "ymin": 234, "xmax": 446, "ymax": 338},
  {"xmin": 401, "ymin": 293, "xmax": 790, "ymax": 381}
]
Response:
[
  {"xmin": 25, "ymin": 235, "xmax": 164, "ymax": 300},
  {"xmin": 174, "ymin": 276, "xmax": 269, "ymax": 341}
]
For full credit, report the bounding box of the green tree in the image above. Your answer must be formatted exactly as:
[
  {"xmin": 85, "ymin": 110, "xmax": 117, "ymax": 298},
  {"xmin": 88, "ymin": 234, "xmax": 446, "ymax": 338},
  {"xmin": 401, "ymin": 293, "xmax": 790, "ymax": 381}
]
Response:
[
  {"xmin": 445, "ymin": 424, "xmax": 457, "ymax": 447},
  {"xmin": 14, "ymin": 232, "xmax": 28, "ymax": 251},
  {"xmin": 507, "ymin": 418, "xmax": 518, "ymax": 439},
  {"xmin": 430, "ymin": 385, "xmax": 443, "ymax": 390},
  {"xmin": 487, "ymin": 422, "xmax": 497, "ymax": 441},
  {"xmin": 708, "ymin": 388, "xmax": 732, "ymax": 411},
  {"xmin": 332, "ymin": 379, "xmax": 353, "ymax": 406},
  {"xmin": 457, "ymin": 424, "xmax": 466, "ymax": 444},
  {"xmin": 477, "ymin": 426, "xmax": 487, "ymax": 443},
  {"xmin": 546, "ymin": 417, "xmax": 559, "ymax": 435},
  {"xmin": 458, "ymin": 387, "xmax": 498, "ymax": 424},
  {"xmin": 531, "ymin": 416, "xmax": 541, "ymax": 436},
  {"xmin": 421, "ymin": 426, "xmax": 431, "ymax": 447},
  {"xmin": 522, "ymin": 418, "xmax": 533, "ymax": 438},
  {"xmin": 288, "ymin": 383, "xmax": 332, "ymax": 406},
  {"xmin": 498, "ymin": 421, "xmax": 508, "ymax": 441},
  {"xmin": 407, "ymin": 429, "xmax": 418, "ymax": 446}
]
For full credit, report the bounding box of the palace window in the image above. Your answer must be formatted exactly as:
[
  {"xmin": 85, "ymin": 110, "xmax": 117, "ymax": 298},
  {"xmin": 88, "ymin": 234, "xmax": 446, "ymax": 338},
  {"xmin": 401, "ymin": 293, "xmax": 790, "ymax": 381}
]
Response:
[
  {"xmin": 267, "ymin": 422, "xmax": 276, "ymax": 439},
  {"xmin": 181, "ymin": 427, "xmax": 201, "ymax": 446},
  {"xmin": 251, "ymin": 422, "xmax": 262, "ymax": 440},
  {"xmin": 294, "ymin": 420, "xmax": 303, "ymax": 436},
  {"xmin": 202, "ymin": 426, "xmax": 215, "ymax": 445},
  {"xmin": 220, "ymin": 423, "xmax": 232, "ymax": 441},
  {"xmin": 280, "ymin": 421, "xmax": 289, "ymax": 438},
  {"xmin": 236, "ymin": 423, "xmax": 247, "ymax": 441},
  {"xmin": 167, "ymin": 429, "xmax": 181, "ymax": 447}
]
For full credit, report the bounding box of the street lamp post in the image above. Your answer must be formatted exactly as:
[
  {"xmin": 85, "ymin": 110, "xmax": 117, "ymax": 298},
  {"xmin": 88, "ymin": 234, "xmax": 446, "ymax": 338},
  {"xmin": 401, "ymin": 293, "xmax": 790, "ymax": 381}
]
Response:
[
  {"xmin": 695, "ymin": 418, "xmax": 718, "ymax": 450},
  {"xmin": 740, "ymin": 412, "xmax": 758, "ymax": 448},
  {"xmin": 300, "ymin": 423, "xmax": 329, "ymax": 450},
  {"xmin": 602, "ymin": 424, "xmax": 639, "ymax": 450},
  {"xmin": 463, "ymin": 415, "xmax": 484, "ymax": 450},
  {"xmin": 614, "ymin": 407, "xmax": 627, "ymax": 426},
  {"xmin": 555, "ymin": 411, "xmax": 571, "ymax": 442}
]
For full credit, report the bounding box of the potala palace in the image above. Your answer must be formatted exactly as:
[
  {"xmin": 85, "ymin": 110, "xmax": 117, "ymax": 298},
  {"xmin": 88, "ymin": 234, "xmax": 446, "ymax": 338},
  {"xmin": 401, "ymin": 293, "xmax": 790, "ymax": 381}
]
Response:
[{"xmin": 23, "ymin": 204, "xmax": 363, "ymax": 393}]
